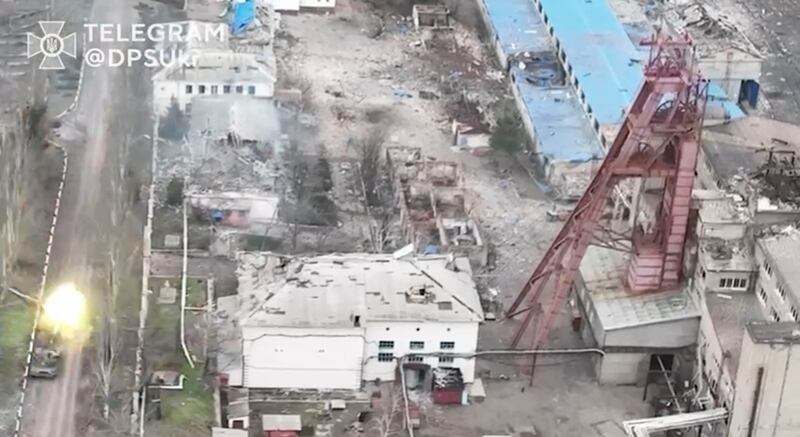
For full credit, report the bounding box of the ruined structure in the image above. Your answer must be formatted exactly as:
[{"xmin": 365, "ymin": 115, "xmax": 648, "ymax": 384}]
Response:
[{"xmin": 386, "ymin": 147, "xmax": 487, "ymax": 266}]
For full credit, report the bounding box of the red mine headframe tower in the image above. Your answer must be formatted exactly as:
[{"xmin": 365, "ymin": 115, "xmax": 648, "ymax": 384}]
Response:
[{"xmin": 506, "ymin": 33, "xmax": 708, "ymax": 349}]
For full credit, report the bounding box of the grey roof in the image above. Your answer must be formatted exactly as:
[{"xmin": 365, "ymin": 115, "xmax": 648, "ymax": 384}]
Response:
[
  {"xmin": 189, "ymin": 97, "xmax": 282, "ymax": 143},
  {"xmin": 706, "ymin": 292, "xmax": 762, "ymax": 376},
  {"xmin": 757, "ymin": 227, "xmax": 800, "ymax": 301},
  {"xmin": 579, "ymin": 246, "xmax": 700, "ymax": 330},
  {"xmin": 153, "ymin": 50, "xmax": 275, "ymax": 83},
  {"xmin": 747, "ymin": 322, "xmax": 800, "ymax": 344},
  {"xmin": 700, "ymin": 132, "xmax": 763, "ymax": 190},
  {"xmin": 699, "ymin": 239, "xmax": 753, "ymax": 272},
  {"xmin": 237, "ymin": 253, "xmax": 484, "ymax": 328}
]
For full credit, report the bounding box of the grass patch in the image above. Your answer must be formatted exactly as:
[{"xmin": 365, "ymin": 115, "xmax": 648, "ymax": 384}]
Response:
[
  {"xmin": 186, "ymin": 278, "xmax": 206, "ymax": 308},
  {"xmin": 0, "ymin": 305, "xmax": 34, "ymax": 394},
  {"xmin": 150, "ymin": 363, "xmax": 214, "ymax": 437}
]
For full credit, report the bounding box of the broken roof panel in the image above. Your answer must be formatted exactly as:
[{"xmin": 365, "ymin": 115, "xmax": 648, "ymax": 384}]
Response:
[
  {"xmin": 237, "ymin": 253, "xmax": 484, "ymax": 328},
  {"xmin": 481, "ymin": 0, "xmax": 551, "ymax": 57},
  {"xmin": 512, "ymin": 78, "xmax": 603, "ymax": 163},
  {"xmin": 538, "ymin": 0, "xmax": 745, "ymax": 125}
]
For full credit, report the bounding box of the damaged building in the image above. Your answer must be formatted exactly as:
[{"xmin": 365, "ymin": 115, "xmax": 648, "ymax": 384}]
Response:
[
  {"xmin": 151, "ymin": 19, "xmax": 278, "ymax": 114},
  {"xmin": 159, "ymin": 96, "xmax": 286, "ymax": 234},
  {"xmin": 215, "ymin": 252, "xmax": 484, "ymax": 391},
  {"xmin": 385, "ymin": 147, "xmax": 487, "ymax": 266}
]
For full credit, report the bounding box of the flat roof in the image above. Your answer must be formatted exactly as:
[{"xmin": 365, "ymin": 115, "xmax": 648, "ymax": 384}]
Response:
[
  {"xmin": 697, "ymin": 198, "xmax": 749, "ymax": 225},
  {"xmin": 706, "ymin": 292, "xmax": 762, "ymax": 381},
  {"xmin": 153, "ymin": 51, "xmax": 275, "ymax": 83},
  {"xmin": 699, "ymin": 239, "xmax": 753, "ymax": 272},
  {"xmin": 481, "ymin": 0, "xmax": 552, "ymax": 57},
  {"xmin": 757, "ymin": 227, "xmax": 800, "ymax": 300},
  {"xmin": 511, "ymin": 76, "xmax": 603, "ymax": 163},
  {"xmin": 238, "ymin": 253, "xmax": 484, "ymax": 328},
  {"xmin": 747, "ymin": 322, "xmax": 800, "ymax": 345},
  {"xmin": 579, "ymin": 246, "xmax": 700, "ymax": 330},
  {"xmin": 537, "ymin": 0, "xmax": 745, "ymax": 125},
  {"xmin": 538, "ymin": 0, "xmax": 644, "ymax": 125}
]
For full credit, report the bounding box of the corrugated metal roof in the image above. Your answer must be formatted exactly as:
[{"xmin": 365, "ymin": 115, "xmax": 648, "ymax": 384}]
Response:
[
  {"xmin": 537, "ymin": 0, "xmax": 745, "ymax": 125},
  {"xmin": 512, "ymin": 76, "xmax": 602, "ymax": 163},
  {"xmin": 481, "ymin": 0, "xmax": 551, "ymax": 57}
]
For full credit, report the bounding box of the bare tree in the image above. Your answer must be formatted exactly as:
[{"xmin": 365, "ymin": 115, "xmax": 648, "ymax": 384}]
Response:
[
  {"xmin": 370, "ymin": 387, "xmax": 404, "ymax": 437},
  {"xmin": 0, "ymin": 103, "xmax": 49, "ymax": 299}
]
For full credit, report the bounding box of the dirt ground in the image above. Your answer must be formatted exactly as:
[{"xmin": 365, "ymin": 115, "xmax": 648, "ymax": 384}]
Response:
[{"xmin": 274, "ymin": 2, "xmax": 649, "ymax": 436}]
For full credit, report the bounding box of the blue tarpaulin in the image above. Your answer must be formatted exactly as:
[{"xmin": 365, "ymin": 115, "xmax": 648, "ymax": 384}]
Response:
[{"xmin": 231, "ymin": 0, "xmax": 255, "ymax": 35}]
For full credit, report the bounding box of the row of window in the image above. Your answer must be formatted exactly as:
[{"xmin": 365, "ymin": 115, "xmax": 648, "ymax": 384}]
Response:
[
  {"xmin": 718, "ymin": 277, "xmax": 748, "ymax": 290},
  {"xmin": 378, "ymin": 341, "xmax": 455, "ymax": 350},
  {"xmin": 758, "ymin": 286, "xmax": 799, "ymax": 321},
  {"xmin": 377, "ymin": 353, "xmax": 454, "ymax": 363},
  {"xmin": 185, "ymin": 84, "xmax": 256, "ymax": 96}
]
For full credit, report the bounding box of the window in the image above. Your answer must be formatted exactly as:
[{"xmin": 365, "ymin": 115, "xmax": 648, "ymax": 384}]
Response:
[
  {"xmin": 763, "ymin": 260, "xmax": 772, "ymax": 275},
  {"xmin": 378, "ymin": 352, "xmax": 394, "ymax": 362},
  {"xmin": 198, "ymin": 85, "xmax": 206, "ymax": 94},
  {"xmin": 409, "ymin": 341, "xmax": 424, "ymax": 350},
  {"xmin": 719, "ymin": 278, "xmax": 748, "ymax": 289},
  {"xmin": 407, "ymin": 355, "xmax": 424, "ymax": 363},
  {"xmin": 378, "ymin": 341, "xmax": 394, "ymax": 349},
  {"xmin": 700, "ymin": 267, "xmax": 706, "ymax": 279},
  {"xmin": 439, "ymin": 341, "xmax": 455, "ymax": 350},
  {"xmin": 438, "ymin": 355, "xmax": 454, "ymax": 364},
  {"xmin": 185, "ymin": 84, "xmax": 193, "ymax": 94},
  {"xmin": 223, "ymin": 85, "xmax": 231, "ymax": 94},
  {"xmin": 758, "ymin": 287, "xmax": 767, "ymax": 305},
  {"xmin": 235, "ymin": 85, "xmax": 244, "ymax": 94},
  {"xmin": 247, "ymin": 85, "xmax": 256, "ymax": 95},
  {"xmin": 778, "ymin": 285, "xmax": 787, "ymax": 301},
  {"xmin": 770, "ymin": 308, "xmax": 780, "ymax": 322},
  {"xmin": 210, "ymin": 85, "xmax": 218, "ymax": 94},
  {"xmin": 791, "ymin": 306, "xmax": 799, "ymax": 321}
]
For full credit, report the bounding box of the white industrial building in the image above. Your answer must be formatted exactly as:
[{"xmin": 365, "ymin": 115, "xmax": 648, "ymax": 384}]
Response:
[
  {"xmin": 269, "ymin": 0, "xmax": 335, "ymax": 12},
  {"xmin": 215, "ymin": 252, "xmax": 483, "ymax": 391},
  {"xmin": 754, "ymin": 228, "xmax": 800, "ymax": 322},
  {"xmin": 152, "ymin": 51, "xmax": 276, "ymax": 115},
  {"xmin": 728, "ymin": 323, "xmax": 800, "ymax": 437}
]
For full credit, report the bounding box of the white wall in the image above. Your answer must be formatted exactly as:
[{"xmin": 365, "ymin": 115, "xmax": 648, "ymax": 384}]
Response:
[
  {"xmin": 596, "ymin": 352, "xmax": 648, "ymax": 385},
  {"xmin": 696, "ymin": 296, "xmax": 737, "ymax": 407},
  {"xmin": 728, "ymin": 332, "xmax": 800, "ymax": 437},
  {"xmin": 242, "ymin": 326, "xmax": 364, "ymax": 390},
  {"xmin": 754, "ymin": 244, "xmax": 800, "ymax": 322},
  {"xmin": 299, "ymin": 0, "xmax": 335, "ymax": 8},
  {"xmin": 363, "ymin": 321, "xmax": 480, "ymax": 383},
  {"xmin": 698, "ymin": 51, "xmax": 761, "ymax": 101},
  {"xmin": 153, "ymin": 80, "xmax": 274, "ymax": 115},
  {"xmin": 272, "ymin": 0, "xmax": 300, "ymax": 11}
]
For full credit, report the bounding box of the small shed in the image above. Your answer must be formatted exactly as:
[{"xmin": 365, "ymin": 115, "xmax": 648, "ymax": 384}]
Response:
[
  {"xmin": 262, "ymin": 414, "xmax": 302, "ymax": 437},
  {"xmin": 412, "ymin": 4, "xmax": 452, "ymax": 30},
  {"xmin": 213, "ymin": 428, "xmax": 248, "ymax": 437}
]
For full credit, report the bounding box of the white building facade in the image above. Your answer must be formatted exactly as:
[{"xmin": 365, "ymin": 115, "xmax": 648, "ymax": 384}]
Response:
[
  {"xmin": 153, "ymin": 51, "xmax": 276, "ymax": 114},
  {"xmin": 231, "ymin": 253, "xmax": 484, "ymax": 391}
]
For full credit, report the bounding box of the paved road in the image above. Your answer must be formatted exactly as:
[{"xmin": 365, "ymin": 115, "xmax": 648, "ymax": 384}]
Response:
[{"xmin": 19, "ymin": 0, "xmax": 140, "ymax": 435}]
